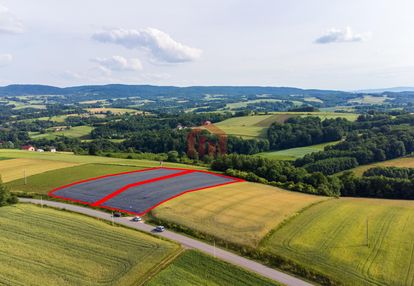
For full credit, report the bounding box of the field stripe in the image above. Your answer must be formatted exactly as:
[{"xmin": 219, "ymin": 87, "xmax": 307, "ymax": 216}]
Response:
[{"xmin": 91, "ymin": 170, "xmax": 194, "ymax": 207}]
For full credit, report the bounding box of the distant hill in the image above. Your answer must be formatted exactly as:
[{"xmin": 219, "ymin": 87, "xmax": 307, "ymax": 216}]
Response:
[
  {"xmin": 356, "ymin": 87, "xmax": 414, "ymax": 94},
  {"xmin": 0, "ymin": 84, "xmax": 348, "ymax": 98}
]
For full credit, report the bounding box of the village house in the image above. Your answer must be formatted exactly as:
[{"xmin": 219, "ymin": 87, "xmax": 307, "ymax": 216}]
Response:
[{"xmin": 21, "ymin": 145, "xmax": 35, "ymax": 151}]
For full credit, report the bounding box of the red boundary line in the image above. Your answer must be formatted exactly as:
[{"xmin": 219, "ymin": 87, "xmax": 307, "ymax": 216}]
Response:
[
  {"xmin": 90, "ymin": 169, "xmax": 194, "ymax": 206},
  {"xmin": 48, "ymin": 167, "xmax": 244, "ymax": 216}
]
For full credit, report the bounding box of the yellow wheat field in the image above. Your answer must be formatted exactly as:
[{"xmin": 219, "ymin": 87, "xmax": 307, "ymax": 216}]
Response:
[
  {"xmin": 0, "ymin": 158, "xmax": 80, "ymax": 182},
  {"xmin": 153, "ymin": 182, "xmax": 327, "ymax": 247}
]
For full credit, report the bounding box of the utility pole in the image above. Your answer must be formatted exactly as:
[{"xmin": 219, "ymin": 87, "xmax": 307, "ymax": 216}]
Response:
[
  {"xmin": 40, "ymin": 196, "xmax": 43, "ymax": 208},
  {"xmin": 111, "ymin": 212, "xmax": 114, "ymax": 226},
  {"xmin": 213, "ymin": 240, "xmax": 216, "ymax": 258},
  {"xmin": 366, "ymin": 217, "xmax": 369, "ymax": 247},
  {"xmin": 24, "ymin": 169, "xmax": 27, "ymax": 185}
]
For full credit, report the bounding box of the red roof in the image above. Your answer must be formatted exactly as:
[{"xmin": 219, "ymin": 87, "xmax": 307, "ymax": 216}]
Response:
[{"xmin": 22, "ymin": 145, "xmax": 34, "ymax": 150}]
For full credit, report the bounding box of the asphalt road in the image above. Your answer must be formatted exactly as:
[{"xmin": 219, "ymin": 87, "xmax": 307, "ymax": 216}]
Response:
[{"xmin": 19, "ymin": 198, "xmax": 313, "ymax": 286}]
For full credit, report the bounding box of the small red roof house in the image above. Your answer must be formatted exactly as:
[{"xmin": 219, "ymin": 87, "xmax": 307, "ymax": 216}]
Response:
[
  {"xmin": 22, "ymin": 145, "xmax": 35, "ymax": 151},
  {"xmin": 203, "ymin": 120, "xmax": 212, "ymax": 126}
]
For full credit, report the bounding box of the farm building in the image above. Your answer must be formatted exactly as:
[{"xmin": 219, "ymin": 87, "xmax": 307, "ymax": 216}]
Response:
[{"xmin": 21, "ymin": 145, "xmax": 35, "ymax": 151}]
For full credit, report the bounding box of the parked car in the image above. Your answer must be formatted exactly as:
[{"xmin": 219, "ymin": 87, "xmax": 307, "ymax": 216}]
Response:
[
  {"xmin": 131, "ymin": 216, "xmax": 142, "ymax": 222},
  {"xmin": 154, "ymin": 226, "xmax": 165, "ymax": 232},
  {"xmin": 113, "ymin": 212, "xmax": 122, "ymax": 217}
]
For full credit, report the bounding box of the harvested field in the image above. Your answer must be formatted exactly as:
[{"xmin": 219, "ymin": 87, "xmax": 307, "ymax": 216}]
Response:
[
  {"xmin": 153, "ymin": 182, "xmax": 327, "ymax": 247},
  {"xmin": 0, "ymin": 158, "xmax": 80, "ymax": 182}
]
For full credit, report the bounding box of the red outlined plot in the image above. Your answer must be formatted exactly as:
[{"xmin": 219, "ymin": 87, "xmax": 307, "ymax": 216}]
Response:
[{"xmin": 48, "ymin": 167, "xmax": 243, "ymax": 215}]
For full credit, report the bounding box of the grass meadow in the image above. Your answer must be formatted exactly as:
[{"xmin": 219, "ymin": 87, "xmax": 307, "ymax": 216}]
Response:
[
  {"xmin": 146, "ymin": 250, "xmax": 279, "ymax": 286},
  {"xmin": 350, "ymin": 156, "xmax": 414, "ymax": 176},
  {"xmin": 152, "ymin": 182, "xmax": 327, "ymax": 247},
  {"xmin": 214, "ymin": 115, "xmax": 276, "ymax": 138},
  {"xmin": 86, "ymin": 107, "xmax": 141, "ymax": 115},
  {"xmin": 212, "ymin": 112, "xmax": 358, "ymax": 139},
  {"xmin": 257, "ymin": 141, "xmax": 340, "ymax": 160},
  {"xmin": 0, "ymin": 204, "xmax": 179, "ymax": 286},
  {"xmin": 30, "ymin": 125, "xmax": 94, "ymax": 140},
  {"xmin": 261, "ymin": 198, "xmax": 414, "ymax": 286}
]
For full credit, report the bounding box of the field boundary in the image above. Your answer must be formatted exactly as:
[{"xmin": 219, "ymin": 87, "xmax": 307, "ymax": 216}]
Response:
[
  {"xmin": 137, "ymin": 248, "xmax": 186, "ymax": 286},
  {"xmin": 48, "ymin": 167, "xmax": 243, "ymax": 216},
  {"xmin": 258, "ymin": 199, "xmax": 333, "ymax": 248}
]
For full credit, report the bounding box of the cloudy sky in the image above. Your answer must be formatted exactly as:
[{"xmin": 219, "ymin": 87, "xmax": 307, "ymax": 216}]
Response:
[{"xmin": 0, "ymin": 0, "xmax": 413, "ymax": 90}]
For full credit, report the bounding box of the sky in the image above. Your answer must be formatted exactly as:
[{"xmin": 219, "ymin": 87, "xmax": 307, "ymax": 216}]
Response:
[{"xmin": 0, "ymin": 0, "xmax": 413, "ymax": 90}]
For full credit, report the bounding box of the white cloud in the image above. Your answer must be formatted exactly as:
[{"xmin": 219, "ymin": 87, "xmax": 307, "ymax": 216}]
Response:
[
  {"xmin": 92, "ymin": 28, "xmax": 202, "ymax": 63},
  {"xmin": 91, "ymin": 55, "xmax": 143, "ymax": 73},
  {"xmin": 0, "ymin": 54, "xmax": 13, "ymax": 66},
  {"xmin": 315, "ymin": 27, "xmax": 368, "ymax": 44},
  {"xmin": 0, "ymin": 5, "xmax": 24, "ymax": 34}
]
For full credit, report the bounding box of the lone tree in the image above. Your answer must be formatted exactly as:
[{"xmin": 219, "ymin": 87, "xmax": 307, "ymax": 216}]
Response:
[{"xmin": 0, "ymin": 178, "xmax": 18, "ymax": 207}]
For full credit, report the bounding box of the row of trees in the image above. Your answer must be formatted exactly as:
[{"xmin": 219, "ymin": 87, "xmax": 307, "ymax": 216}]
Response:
[
  {"xmin": 211, "ymin": 154, "xmax": 341, "ymax": 196},
  {"xmin": 339, "ymin": 171, "xmax": 414, "ymax": 199},
  {"xmin": 211, "ymin": 153, "xmax": 414, "ymax": 200},
  {"xmin": 363, "ymin": 166, "xmax": 414, "ymax": 179},
  {"xmin": 295, "ymin": 127, "xmax": 414, "ymax": 174},
  {"xmin": 0, "ymin": 179, "xmax": 17, "ymax": 206}
]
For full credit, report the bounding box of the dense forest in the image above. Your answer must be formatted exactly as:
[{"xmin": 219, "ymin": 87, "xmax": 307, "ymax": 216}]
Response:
[{"xmin": 267, "ymin": 117, "xmax": 348, "ymax": 150}]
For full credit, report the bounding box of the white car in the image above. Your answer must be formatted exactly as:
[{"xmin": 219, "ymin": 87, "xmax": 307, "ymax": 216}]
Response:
[
  {"xmin": 131, "ymin": 216, "xmax": 142, "ymax": 222},
  {"xmin": 154, "ymin": 226, "xmax": 165, "ymax": 232}
]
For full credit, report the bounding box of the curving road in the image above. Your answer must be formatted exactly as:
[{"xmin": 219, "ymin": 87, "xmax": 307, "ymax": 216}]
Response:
[{"xmin": 19, "ymin": 198, "xmax": 313, "ymax": 286}]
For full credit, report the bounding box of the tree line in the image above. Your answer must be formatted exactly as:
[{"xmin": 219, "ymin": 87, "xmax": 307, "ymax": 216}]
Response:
[{"xmin": 296, "ymin": 127, "xmax": 414, "ymax": 174}]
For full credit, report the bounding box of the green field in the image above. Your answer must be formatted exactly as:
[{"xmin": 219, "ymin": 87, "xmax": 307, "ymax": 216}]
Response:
[
  {"xmin": 261, "ymin": 198, "xmax": 414, "ymax": 285},
  {"xmin": 30, "ymin": 125, "xmax": 94, "ymax": 139},
  {"xmin": 350, "ymin": 156, "xmax": 414, "ymax": 176},
  {"xmin": 0, "ymin": 149, "xmax": 205, "ymax": 169},
  {"xmin": 0, "ymin": 204, "xmax": 179, "ymax": 286},
  {"xmin": 213, "ymin": 114, "xmax": 291, "ymax": 138},
  {"xmin": 349, "ymin": 95, "xmax": 392, "ymax": 104},
  {"xmin": 33, "ymin": 114, "xmax": 80, "ymax": 123},
  {"xmin": 6, "ymin": 164, "xmax": 144, "ymax": 194},
  {"xmin": 225, "ymin": 99, "xmax": 284, "ymax": 110},
  {"xmin": 4, "ymin": 100, "xmax": 47, "ymax": 110},
  {"xmin": 212, "ymin": 112, "xmax": 358, "ymax": 138},
  {"xmin": 147, "ymin": 250, "xmax": 279, "ymax": 286},
  {"xmin": 257, "ymin": 141, "xmax": 340, "ymax": 160},
  {"xmin": 270, "ymin": 111, "xmax": 359, "ymax": 121},
  {"xmin": 153, "ymin": 182, "xmax": 327, "ymax": 246},
  {"xmin": 303, "ymin": 97, "xmax": 323, "ymax": 103},
  {"xmin": 86, "ymin": 107, "xmax": 141, "ymax": 115}
]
